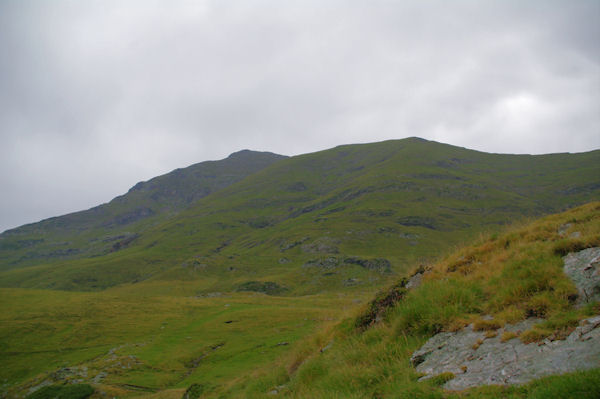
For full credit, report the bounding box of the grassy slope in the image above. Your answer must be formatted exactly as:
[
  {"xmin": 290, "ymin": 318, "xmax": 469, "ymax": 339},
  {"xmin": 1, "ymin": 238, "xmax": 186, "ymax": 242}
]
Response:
[
  {"xmin": 0, "ymin": 282, "xmax": 371, "ymax": 397},
  {"xmin": 0, "ymin": 150, "xmax": 286, "ymax": 270},
  {"xmin": 213, "ymin": 202, "xmax": 600, "ymax": 399},
  {"xmin": 1, "ymin": 138, "xmax": 598, "ymax": 293}
]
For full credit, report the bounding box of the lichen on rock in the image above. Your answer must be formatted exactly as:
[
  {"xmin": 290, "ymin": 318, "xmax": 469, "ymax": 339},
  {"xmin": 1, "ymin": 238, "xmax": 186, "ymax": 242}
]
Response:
[{"xmin": 411, "ymin": 316, "xmax": 600, "ymax": 390}]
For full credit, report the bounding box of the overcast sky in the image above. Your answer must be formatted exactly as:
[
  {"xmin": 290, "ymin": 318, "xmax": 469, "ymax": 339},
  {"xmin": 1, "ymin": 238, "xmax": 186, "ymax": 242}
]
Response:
[{"xmin": 1, "ymin": 1, "xmax": 599, "ymax": 233}]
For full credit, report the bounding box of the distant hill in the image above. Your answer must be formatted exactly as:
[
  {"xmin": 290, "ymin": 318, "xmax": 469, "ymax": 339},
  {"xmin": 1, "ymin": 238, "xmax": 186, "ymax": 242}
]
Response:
[
  {"xmin": 0, "ymin": 150, "xmax": 287, "ymax": 269},
  {"xmin": 0, "ymin": 137, "xmax": 598, "ymax": 291}
]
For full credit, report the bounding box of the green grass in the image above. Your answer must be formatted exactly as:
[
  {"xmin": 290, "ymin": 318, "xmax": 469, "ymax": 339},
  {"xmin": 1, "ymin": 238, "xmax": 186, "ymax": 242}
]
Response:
[
  {"xmin": 25, "ymin": 384, "xmax": 94, "ymax": 399},
  {"xmin": 203, "ymin": 202, "xmax": 600, "ymax": 398},
  {"xmin": 0, "ymin": 282, "xmax": 367, "ymax": 397},
  {"xmin": 1, "ymin": 203, "xmax": 599, "ymax": 397},
  {"xmin": 0, "ymin": 150, "xmax": 285, "ymax": 270},
  {"xmin": 0, "ymin": 138, "xmax": 599, "ymax": 398}
]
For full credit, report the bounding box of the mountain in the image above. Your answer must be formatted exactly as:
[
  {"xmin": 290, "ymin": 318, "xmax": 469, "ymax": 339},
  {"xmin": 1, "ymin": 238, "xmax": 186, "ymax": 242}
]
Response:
[
  {"xmin": 0, "ymin": 138, "xmax": 598, "ymax": 292},
  {"xmin": 0, "ymin": 150, "xmax": 287, "ymax": 269},
  {"xmin": 1, "ymin": 138, "xmax": 599, "ymax": 398}
]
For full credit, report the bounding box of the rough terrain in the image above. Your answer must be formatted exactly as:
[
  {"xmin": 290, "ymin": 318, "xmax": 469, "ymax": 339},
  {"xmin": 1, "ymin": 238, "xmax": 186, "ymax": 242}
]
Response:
[
  {"xmin": 411, "ymin": 247, "xmax": 600, "ymax": 390},
  {"xmin": 411, "ymin": 316, "xmax": 600, "ymax": 390}
]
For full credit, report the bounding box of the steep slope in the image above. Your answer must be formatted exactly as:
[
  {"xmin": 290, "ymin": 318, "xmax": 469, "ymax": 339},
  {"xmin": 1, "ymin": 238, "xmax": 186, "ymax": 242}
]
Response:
[
  {"xmin": 2, "ymin": 137, "xmax": 597, "ymax": 292},
  {"xmin": 211, "ymin": 202, "xmax": 600, "ymax": 399},
  {"xmin": 0, "ymin": 150, "xmax": 286, "ymax": 270}
]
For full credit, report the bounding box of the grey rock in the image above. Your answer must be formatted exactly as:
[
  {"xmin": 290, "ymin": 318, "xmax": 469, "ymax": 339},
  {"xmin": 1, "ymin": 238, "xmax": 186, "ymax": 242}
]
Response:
[
  {"xmin": 27, "ymin": 380, "xmax": 53, "ymax": 394},
  {"xmin": 343, "ymin": 278, "xmax": 360, "ymax": 286},
  {"xmin": 411, "ymin": 317, "xmax": 600, "ymax": 390},
  {"xmin": 558, "ymin": 223, "xmax": 572, "ymax": 236},
  {"xmin": 563, "ymin": 247, "xmax": 600, "ymax": 304},
  {"xmin": 280, "ymin": 237, "xmax": 309, "ymax": 252},
  {"xmin": 303, "ymin": 257, "xmax": 339, "ymax": 270},
  {"xmin": 320, "ymin": 340, "xmax": 334, "ymax": 353},
  {"xmin": 344, "ymin": 257, "xmax": 391, "ymax": 273},
  {"xmin": 301, "ymin": 237, "xmax": 340, "ymax": 254},
  {"xmin": 93, "ymin": 371, "xmax": 108, "ymax": 383},
  {"xmin": 267, "ymin": 385, "xmax": 287, "ymax": 395},
  {"xmin": 406, "ymin": 272, "xmax": 423, "ymax": 289}
]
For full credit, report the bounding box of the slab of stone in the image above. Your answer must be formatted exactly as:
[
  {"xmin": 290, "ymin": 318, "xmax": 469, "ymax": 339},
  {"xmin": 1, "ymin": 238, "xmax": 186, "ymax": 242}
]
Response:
[
  {"xmin": 406, "ymin": 272, "xmax": 423, "ymax": 290},
  {"xmin": 563, "ymin": 247, "xmax": 600, "ymax": 304},
  {"xmin": 411, "ymin": 316, "xmax": 600, "ymax": 390}
]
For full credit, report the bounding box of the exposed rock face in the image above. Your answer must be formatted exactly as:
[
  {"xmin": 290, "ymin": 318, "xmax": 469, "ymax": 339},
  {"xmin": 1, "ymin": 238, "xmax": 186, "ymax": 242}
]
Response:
[
  {"xmin": 301, "ymin": 237, "xmax": 340, "ymax": 254},
  {"xmin": 344, "ymin": 257, "xmax": 391, "ymax": 273},
  {"xmin": 563, "ymin": 247, "xmax": 600, "ymax": 304},
  {"xmin": 406, "ymin": 271, "xmax": 423, "ymax": 289},
  {"xmin": 411, "ymin": 316, "xmax": 600, "ymax": 390},
  {"xmin": 411, "ymin": 247, "xmax": 600, "ymax": 390},
  {"xmin": 235, "ymin": 281, "xmax": 287, "ymax": 295}
]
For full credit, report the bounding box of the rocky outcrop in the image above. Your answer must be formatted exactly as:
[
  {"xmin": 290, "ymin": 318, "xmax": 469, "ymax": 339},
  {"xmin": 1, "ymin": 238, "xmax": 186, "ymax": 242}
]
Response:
[
  {"xmin": 301, "ymin": 237, "xmax": 340, "ymax": 254},
  {"xmin": 410, "ymin": 247, "xmax": 600, "ymax": 390},
  {"xmin": 235, "ymin": 281, "xmax": 287, "ymax": 295},
  {"xmin": 563, "ymin": 247, "xmax": 600, "ymax": 304},
  {"xmin": 411, "ymin": 316, "xmax": 600, "ymax": 390},
  {"xmin": 343, "ymin": 257, "xmax": 391, "ymax": 273}
]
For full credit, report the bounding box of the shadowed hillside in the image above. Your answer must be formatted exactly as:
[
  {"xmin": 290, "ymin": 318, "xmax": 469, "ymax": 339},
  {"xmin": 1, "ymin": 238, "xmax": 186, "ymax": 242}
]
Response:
[{"xmin": 0, "ymin": 150, "xmax": 287, "ymax": 269}]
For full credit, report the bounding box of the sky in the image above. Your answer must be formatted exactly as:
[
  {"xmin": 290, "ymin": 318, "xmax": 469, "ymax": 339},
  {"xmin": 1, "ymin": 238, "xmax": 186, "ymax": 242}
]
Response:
[{"xmin": 0, "ymin": 0, "xmax": 599, "ymax": 233}]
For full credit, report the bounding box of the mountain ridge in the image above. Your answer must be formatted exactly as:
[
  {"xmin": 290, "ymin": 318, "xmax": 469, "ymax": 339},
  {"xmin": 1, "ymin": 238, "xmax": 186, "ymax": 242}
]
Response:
[
  {"xmin": 1, "ymin": 137, "xmax": 598, "ymax": 291},
  {"xmin": 0, "ymin": 150, "xmax": 287, "ymax": 267}
]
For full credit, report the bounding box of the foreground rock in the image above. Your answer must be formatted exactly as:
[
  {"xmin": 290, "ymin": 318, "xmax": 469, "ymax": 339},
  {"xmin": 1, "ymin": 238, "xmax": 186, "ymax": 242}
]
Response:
[
  {"xmin": 563, "ymin": 247, "xmax": 600, "ymax": 304},
  {"xmin": 411, "ymin": 316, "xmax": 600, "ymax": 390},
  {"xmin": 410, "ymin": 246, "xmax": 600, "ymax": 390}
]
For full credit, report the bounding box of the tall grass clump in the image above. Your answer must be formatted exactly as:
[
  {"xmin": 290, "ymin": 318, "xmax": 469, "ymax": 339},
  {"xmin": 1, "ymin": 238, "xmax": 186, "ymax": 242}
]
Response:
[{"xmin": 393, "ymin": 279, "xmax": 484, "ymax": 335}]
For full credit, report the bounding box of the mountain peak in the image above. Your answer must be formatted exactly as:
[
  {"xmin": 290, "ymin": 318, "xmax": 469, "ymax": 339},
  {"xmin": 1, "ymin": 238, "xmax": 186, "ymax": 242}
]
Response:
[{"xmin": 226, "ymin": 149, "xmax": 285, "ymax": 160}]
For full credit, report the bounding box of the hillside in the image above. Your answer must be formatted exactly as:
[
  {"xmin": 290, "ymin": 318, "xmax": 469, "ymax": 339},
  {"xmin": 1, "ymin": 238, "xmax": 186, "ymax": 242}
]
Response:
[
  {"xmin": 0, "ymin": 150, "xmax": 286, "ymax": 270},
  {"xmin": 2, "ymin": 203, "xmax": 598, "ymax": 398},
  {"xmin": 208, "ymin": 202, "xmax": 600, "ymax": 399},
  {"xmin": 0, "ymin": 138, "xmax": 598, "ymax": 292}
]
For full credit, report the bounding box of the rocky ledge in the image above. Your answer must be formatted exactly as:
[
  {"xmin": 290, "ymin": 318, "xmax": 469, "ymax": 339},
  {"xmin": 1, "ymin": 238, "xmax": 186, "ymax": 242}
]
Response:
[
  {"xmin": 411, "ymin": 316, "xmax": 600, "ymax": 390},
  {"xmin": 410, "ymin": 246, "xmax": 600, "ymax": 390},
  {"xmin": 563, "ymin": 247, "xmax": 600, "ymax": 305}
]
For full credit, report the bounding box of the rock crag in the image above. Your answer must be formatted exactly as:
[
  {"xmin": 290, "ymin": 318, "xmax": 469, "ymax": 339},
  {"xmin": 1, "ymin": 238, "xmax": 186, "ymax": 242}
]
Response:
[
  {"xmin": 411, "ymin": 316, "xmax": 600, "ymax": 390},
  {"xmin": 563, "ymin": 247, "xmax": 600, "ymax": 305},
  {"xmin": 411, "ymin": 247, "xmax": 600, "ymax": 390}
]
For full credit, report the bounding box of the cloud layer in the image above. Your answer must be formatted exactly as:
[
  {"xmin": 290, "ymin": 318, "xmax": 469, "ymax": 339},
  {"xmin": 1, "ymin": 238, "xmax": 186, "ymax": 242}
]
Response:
[{"xmin": 1, "ymin": 0, "xmax": 599, "ymax": 232}]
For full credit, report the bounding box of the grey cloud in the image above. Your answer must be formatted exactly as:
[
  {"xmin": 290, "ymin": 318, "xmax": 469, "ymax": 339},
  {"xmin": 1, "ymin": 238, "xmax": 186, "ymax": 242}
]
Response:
[{"xmin": 1, "ymin": 0, "xmax": 599, "ymax": 232}]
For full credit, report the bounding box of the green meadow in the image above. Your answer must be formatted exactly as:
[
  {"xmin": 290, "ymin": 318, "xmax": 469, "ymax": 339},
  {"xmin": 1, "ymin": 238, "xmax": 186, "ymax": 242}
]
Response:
[{"xmin": 1, "ymin": 283, "xmax": 370, "ymax": 397}]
